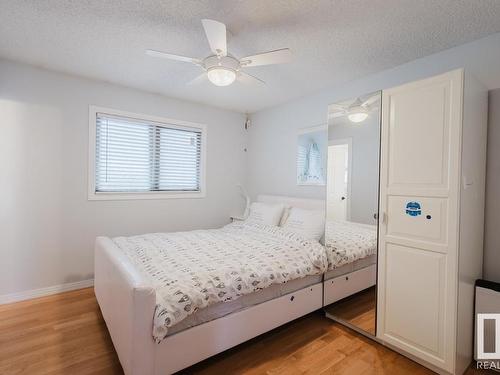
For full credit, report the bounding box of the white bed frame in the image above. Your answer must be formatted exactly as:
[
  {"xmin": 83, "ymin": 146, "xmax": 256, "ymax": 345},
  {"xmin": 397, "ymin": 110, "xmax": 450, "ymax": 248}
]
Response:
[{"xmin": 94, "ymin": 194, "xmax": 326, "ymax": 375}]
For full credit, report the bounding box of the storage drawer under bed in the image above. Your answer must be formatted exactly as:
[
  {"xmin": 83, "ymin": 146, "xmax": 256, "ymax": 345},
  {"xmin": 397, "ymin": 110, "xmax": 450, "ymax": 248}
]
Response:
[{"xmin": 323, "ymin": 264, "xmax": 377, "ymax": 306}]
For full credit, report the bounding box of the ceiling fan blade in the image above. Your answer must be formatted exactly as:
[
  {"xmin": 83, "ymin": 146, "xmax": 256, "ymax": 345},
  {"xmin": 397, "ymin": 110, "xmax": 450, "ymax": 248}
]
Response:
[
  {"xmin": 201, "ymin": 19, "xmax": 227, "ymax": 56},
  {"xmin": 361, "ymin": 93, "xmax": 381, "ymax": 108},
  {"xmin": 238, "ymin": 71, "xmax": 266, "ymax": 85},
  {"xmin": 240, "ymin": 48, "xmax": 292, "ymax": 67},
  {"xmin": 146, "ymin": 49, "xmax": 201, "ymax": 64},
  {"xmin": 330, "ymin": 103, "xmax": 347, "ymax": 111},
  {"xmin": 187, "ymin": 73, "xmax": 207, "ymax": 86},
  {"xmin": 329, "ymin": 111, "xmax": 346, "ymax": 119}
]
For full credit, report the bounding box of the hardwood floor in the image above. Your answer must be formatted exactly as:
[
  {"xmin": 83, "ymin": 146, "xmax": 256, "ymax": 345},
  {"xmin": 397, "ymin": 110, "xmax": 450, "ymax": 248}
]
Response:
[
  {"xmin": 324, "ymin": 286, "xmax": 376, "ymax": 335},
  {"xmin": 0, "ymin": 288, "xmax": 122, "ymax": 375},
  {"xmin": 0, "ymin": 288, "xmax": 493, "ymax": 374}
]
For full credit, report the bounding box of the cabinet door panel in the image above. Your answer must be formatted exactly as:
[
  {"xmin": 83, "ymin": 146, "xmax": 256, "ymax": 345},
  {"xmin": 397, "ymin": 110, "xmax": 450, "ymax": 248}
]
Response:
[
  {"xmin": 387, "ymin": 81, "xmax": 450, "ymax": 189},
  {"xmin": 384, "ymin": 244, "xmax": 445, "ymax": 356},
  {"xmin": 387, "ymin": 196, "xmax": 448, "ymax": 245}
]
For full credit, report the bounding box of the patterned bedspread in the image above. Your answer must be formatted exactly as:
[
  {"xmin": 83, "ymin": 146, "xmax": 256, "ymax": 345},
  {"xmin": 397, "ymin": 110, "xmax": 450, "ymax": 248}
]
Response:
[
  {"xmin": 112, "ymin": 221, "xmax": 328, "ymax": 342},
  {"xmin": 324, "ymin": 220, "xmax": 377, "ymax": 269}
]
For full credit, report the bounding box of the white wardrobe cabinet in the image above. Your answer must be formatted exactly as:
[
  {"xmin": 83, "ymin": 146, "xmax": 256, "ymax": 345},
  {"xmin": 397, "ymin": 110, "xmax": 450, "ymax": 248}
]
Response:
[{"xmin": 376, "ymin": 69, "xmax": 488, "ymax": 374}]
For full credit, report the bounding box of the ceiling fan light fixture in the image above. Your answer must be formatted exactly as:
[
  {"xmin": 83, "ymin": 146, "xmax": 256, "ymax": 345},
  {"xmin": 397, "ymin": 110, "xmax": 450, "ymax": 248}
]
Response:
[
  {"xmin": 348, "ymin": 105, "xmax": 368, "ymax": 123},
  {"xmin": 207, "ymin": 67, "xmax": 236, "ymax": 86},
  {"xmin": 146, "ymin": 20, "xmax": 291, "ymax": 87}
]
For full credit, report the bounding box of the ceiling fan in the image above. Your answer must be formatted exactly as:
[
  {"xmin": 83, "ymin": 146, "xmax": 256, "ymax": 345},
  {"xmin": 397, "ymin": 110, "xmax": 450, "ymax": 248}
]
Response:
[
  {"xmin": 146, "ymin": 19, "xmax": 292, "ymax": 87},
  {"xmin": 329, "ymin": 94, "xmax": 381, "ymax": 123}
]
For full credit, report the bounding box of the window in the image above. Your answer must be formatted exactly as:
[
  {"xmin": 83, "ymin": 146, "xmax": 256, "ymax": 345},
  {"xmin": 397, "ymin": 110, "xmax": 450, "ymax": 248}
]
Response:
[
  {"xmin": 88, "ymin": 107, "xmax": 206, "ymax": 200},
  {"xmin": 296, "ymin": 126, "xmax": 326, "ymax": 186}
]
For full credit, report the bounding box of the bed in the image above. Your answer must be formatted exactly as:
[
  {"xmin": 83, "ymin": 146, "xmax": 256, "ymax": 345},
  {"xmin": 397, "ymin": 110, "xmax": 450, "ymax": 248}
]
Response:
[
  {"xmin": 322, "ymin": 219, "xmax": 378, "ymax": 305},
  {"xmin": 94, "ymin": 194, "xmax": 327, "ymax": 375}
]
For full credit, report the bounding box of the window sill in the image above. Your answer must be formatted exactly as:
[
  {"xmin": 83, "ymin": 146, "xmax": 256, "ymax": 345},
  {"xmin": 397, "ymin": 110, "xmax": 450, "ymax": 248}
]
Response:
[{"xmin": 88, "ymin": 191, "xmax": 206, "ymax": 201}]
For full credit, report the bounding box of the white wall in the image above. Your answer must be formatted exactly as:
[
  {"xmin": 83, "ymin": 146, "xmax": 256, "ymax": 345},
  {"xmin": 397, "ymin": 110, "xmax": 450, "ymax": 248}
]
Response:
[
  {"xmin": 484, "ymin": 89, "xmax": 500, "ymax": 282},
  {"xmin": 247, "ymin": 32, "xmax": 500, "ymax": 200},
  {"xmin": 0, "ymin": 59, "xmax": 247, "ymax": 297}
]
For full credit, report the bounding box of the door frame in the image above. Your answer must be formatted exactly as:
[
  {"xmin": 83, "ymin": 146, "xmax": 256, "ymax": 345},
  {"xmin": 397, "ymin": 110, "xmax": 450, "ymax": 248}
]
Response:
[{"xmin": 328, "ymin": 137, "xmax": 352, "ymax": 221}]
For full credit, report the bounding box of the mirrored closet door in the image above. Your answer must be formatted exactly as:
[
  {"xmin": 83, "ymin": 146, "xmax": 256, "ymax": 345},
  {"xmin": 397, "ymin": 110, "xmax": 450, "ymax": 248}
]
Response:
[{"xmin": 323, "ymin": 91, "xmax": 381, "ymax": 337}]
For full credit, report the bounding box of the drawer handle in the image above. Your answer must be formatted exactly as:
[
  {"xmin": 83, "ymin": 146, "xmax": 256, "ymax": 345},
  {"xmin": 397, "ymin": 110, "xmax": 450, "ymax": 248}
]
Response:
[
  {"xmin": 345, "ymin": 276, "xmax": 349, "ymax": 281},
  {"xmin": 290, "ymin": 295, "xmax": 295, "ymax": 301}
]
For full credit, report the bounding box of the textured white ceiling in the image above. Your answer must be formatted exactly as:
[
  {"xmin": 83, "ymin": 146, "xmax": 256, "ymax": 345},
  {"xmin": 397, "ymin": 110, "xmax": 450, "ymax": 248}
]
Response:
[{"xmin": 1, "ymin": 0, "xmax": 500, "ymax": 113}]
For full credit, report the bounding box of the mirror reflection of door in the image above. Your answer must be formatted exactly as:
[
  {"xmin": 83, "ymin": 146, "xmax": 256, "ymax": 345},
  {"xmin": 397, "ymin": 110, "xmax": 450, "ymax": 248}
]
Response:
[
  {"xmin": 327, "ymin": 140, "xmax": 351, "ymax": 221},
  {"xmin": 323, "ymin": 91, "xmax": 381, "ymax": 338}
]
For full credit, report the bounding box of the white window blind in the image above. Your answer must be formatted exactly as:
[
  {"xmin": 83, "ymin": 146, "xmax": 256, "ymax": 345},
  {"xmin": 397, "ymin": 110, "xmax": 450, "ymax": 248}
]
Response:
[{"xmin": 95, "ymin": 113, "xmax": 202, "ymax": 193}]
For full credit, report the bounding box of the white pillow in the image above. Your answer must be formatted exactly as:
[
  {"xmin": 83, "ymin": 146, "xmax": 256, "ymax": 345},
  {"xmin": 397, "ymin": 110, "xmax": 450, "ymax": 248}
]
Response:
[
  {"xmin": 281, "ymin": 207, "xmax": 325, "ymax": 241},
  {"xmin": 246, "ymin": 202, "xmax": 285, "ymax": 226}
]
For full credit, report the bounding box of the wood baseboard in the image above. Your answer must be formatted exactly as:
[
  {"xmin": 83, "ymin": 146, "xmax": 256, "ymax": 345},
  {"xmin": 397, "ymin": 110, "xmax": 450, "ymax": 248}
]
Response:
[{"xmin": 0, "ymin": 279, "xmax": 94, "ymax": 304}]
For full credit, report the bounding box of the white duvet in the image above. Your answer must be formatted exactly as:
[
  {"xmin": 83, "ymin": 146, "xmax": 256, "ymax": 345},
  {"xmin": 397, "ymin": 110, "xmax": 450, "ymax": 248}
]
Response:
[
  {"xmin": 112, "ymin": 221, "xmax": 328, "ymax": 342},
  {"xmin": 324, "ymin": 220, "xmax": 377, "ymax": 269}
]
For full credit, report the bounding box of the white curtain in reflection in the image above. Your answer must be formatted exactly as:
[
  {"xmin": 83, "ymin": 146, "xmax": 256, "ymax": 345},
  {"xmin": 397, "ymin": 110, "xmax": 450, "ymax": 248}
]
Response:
[{"xmin": 298, "ymin": 142, "xmax": 325, "ymax": 184}]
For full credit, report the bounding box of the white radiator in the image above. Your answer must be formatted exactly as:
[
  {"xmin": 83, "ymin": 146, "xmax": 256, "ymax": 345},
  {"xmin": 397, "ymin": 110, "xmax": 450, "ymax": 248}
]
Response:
[{"xmin": 474, "ymin": 279, "xmax": 500, "ymax": 372}]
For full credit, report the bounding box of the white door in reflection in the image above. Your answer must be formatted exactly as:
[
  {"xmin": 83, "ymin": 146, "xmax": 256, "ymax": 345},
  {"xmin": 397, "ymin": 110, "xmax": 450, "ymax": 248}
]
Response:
[{"xmin": 327, "ymin": 140, "xmax": 351, "ymax": 221}]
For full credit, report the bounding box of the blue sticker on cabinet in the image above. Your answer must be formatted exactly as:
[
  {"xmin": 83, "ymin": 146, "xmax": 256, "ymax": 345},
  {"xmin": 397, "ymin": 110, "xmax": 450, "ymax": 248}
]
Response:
[{"xmin": 405, "ymin": 202, "xmax": 422, "ymax": 217}]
